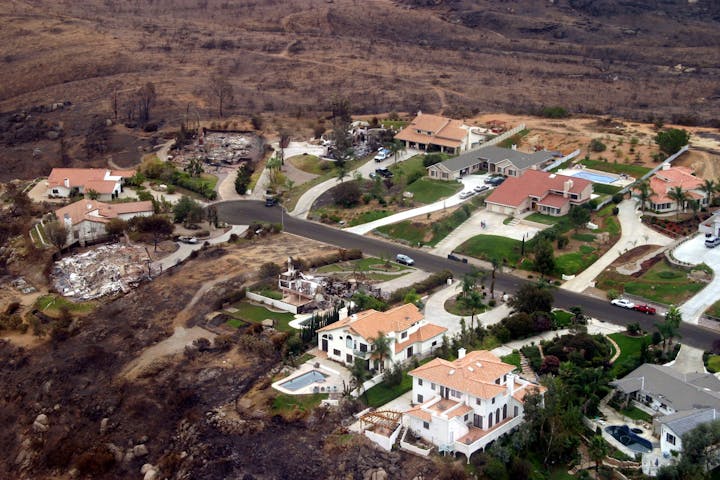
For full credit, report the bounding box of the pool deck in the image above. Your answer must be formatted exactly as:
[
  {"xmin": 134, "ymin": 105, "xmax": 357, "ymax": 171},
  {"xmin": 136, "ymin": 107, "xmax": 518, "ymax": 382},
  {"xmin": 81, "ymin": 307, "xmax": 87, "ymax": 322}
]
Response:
[
  {"xmin": 556, "ymin": 167, "xmax": 635, "ymax": 187},
  {"xmin": 271, "ymin": 355, "xmax": 350, "ymax": 395}
]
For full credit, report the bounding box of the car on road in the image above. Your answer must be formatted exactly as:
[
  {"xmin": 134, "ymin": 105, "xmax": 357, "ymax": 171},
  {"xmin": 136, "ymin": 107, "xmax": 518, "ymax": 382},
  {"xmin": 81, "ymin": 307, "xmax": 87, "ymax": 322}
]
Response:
[
  {"xmin": 474, "ymin": 185, "xmax": 489, "ymax": 193},
  {"xmin": 178, "ymin": 236, "xmax": 198, "ymax": 244},
  {"xmin": 611, "ymin": 298, "xmax": 635, "ymax": 309},
  {"xmin": 396, "ymin": 254, "xmax": 414, "ymax": 266},
  {"xmin": 374, "ymin": 148, "xmax": 391, "ymax": 162},
  {"xmin": 265, "ymin": 197, "xmax": 278, "ymax": 207},
  {"xmin": 633, "ymin": 304, "xmax": 657, "ymax": 315},
  {"xmin": 459, "ymin": 190, "xmax": 476, "ymax": 199},
  {"xmin": 375, "ymin": 168, "xmax": 393, "ymax": 178}
]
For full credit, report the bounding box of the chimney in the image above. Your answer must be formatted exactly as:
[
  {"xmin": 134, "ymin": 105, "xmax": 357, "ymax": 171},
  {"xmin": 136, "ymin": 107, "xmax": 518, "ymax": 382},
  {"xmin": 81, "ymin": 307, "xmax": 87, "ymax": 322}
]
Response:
[
  {"xmin": 563, "ymin": 179, "xmax": 573, "ymax": 198},
  {"xmin": 458, "ymin": 347, "xmax": 466, "ymax": 359},
  {"xmin": 338, "ymin": 306, "xmax": 349, "ymax": 320},
  {"xmin": 64, "ymin": 178, "xmax": 70, "ymax": 189}
]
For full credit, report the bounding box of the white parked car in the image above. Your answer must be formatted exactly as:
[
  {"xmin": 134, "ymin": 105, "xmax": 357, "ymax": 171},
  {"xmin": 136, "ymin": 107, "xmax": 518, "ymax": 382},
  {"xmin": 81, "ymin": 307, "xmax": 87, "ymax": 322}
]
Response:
[
  {"xmin": 396, "ymin": 254, "xmax": 415, "ymax": 266},
  {"xmin": 611, "ymin": 298, "xmax": 635, "ymax": 309},
  {"xmin": 459, "ymin": 190, "xmax": 475, "ymax": 199}
]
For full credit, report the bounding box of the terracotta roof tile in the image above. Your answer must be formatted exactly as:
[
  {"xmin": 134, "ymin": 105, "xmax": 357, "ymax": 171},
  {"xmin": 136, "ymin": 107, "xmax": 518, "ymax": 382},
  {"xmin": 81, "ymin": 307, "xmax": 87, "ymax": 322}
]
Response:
[
  {"xmin": 317, "ymin": 304, "xmax": 424, "ymax": 341},
  {"xmin": 394, "ymin": 323, "xmax": 448, "ymax": 353},
  {"xmin": 55, "ymin": 199, "xmax": 153, "ymax": 226},
  {"xmin": 395, "ymin": 113, "xmax": 466, "ymax": 148},
  {"xmin": 405, "ymin": 405, "xmax": 432, "ymax": 422},
  {"xmin": 648, "ymin": 166, "xmax": 705, "ymax": 204},
  {"xmin": 47, "ymin": 168, "xmax": 135, "ymax": 189},
  {"xmin": 485, "ymin": 170, "xmax": 590, "ymax": 209}
]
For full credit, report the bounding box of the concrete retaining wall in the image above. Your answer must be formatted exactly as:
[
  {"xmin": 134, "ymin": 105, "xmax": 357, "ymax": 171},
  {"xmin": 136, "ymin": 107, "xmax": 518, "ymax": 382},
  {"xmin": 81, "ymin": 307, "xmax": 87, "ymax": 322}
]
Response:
[
  {"xmin": 477, "ymin": 124, "xmax": 526, "ymax": 149},
  {"xmin": 365, "ymin": 424, "xmax": 401, "ymax": 452},
  {"xmin": 246, "ymin": 291, "xmax": 299, "ymax": 314}
]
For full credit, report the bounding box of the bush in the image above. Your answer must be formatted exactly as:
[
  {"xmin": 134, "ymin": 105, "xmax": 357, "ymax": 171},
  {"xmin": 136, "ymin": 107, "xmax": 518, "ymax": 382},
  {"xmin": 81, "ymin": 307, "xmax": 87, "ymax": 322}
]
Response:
[
  {"xmin": 422, "ymin": 153, "xmax": 444, "ymax": 168},
  {"xmin": 389, "ymin": 270, "xmax": 453, "ymax": 304},
  {"xmin": 590, "ymin": 139, "xmax": 607, "ymax": 152},
  {"xmin": 612, "ymin": 193, "xmax": 624, "ymax": 204},
  {"xmin": 259, "ymin": 262, "xmax": 282, "ymax": 279},
  {"xmin": 333, "ymin": 181, "xmax": 362, "ymax": 208},
  {"xmin": 612, "ymin": 206, "xmax": 620, "ymax": 215},
  {"xmin": 607, "ymin": 289, "xmax": 620, "ymax": 300},
  {"xmin": 557, "ymin": 235, "xmax": 569, "ymax": 249},
  {"xmin": 541, "ymin": 106, "xmax": 569, "ymax": 119}
]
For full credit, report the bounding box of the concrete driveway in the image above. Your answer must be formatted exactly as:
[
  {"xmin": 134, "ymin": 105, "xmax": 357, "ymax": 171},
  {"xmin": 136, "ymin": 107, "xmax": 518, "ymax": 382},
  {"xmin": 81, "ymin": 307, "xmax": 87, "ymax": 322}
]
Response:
[
  {"xmin": 345, "ymin": 173, "xmax": 496, "ymax": 235},
  {"xmin": 152, "ymin": 225, "xmax": 247, "ymax": 271},
  {"xmin": 561, "ymin": 199, "xmax": 673, "ymax": 294},
  {"xmin": 669, "ymin": 344, "xmax": 706, "ymax": 374},
  {"xmin": 674, "ymin": 234, "xmax": 720, "ymax": 324}
]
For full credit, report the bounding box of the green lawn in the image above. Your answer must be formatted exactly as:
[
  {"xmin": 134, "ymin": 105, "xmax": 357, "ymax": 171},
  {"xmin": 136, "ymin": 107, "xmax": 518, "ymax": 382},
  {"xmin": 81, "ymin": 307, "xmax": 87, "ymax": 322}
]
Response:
[
  {"xmin": 617, "ymin": 404, "xmax": 653, "ymax": 423},
  {"xmin": 457, "ymin": 234, "xmax": 523, "ymax": 265},
  {"xmin": 252, "ymin": 288, "xmax": 283, "ymax": 300},
  {"xmin": 349, "ymin": 210, "xmax": 392, "ymax": 226},
  {"xmin": 35, "ymin": 295, "xmax": 96, "ymax": 314},
  {"xmin": 316, "ymin": 257, "xmax": 410, "ymax": 273},
  {"xmin": 376, "ymin": 221, "xmax": 426, "ymax": 246},
  {"xmin": 525, "ymin": 213, "xmax": 568, "ymax": 225},
  {"xmin": 230, "ymin": 301, "xmax": 296, "ymax": 332},
  {"xmin": 572, "ymin": 233, "xmax": 596, "ymax": 242},
  {"xmin": 501, "ymin": 352, "xmax": 521, "ymax": 369},
  {"xmin": 405, "ymin": 178, "xmax": 462, "ymax": 204},
  {"xmin": 553, "ymin": 309, "xmax": 573, "ymax": 328},
  {"xmin": 555, "ymin": 249, "xmax": 599, "ymax": 276},
  {"xmin": 272, "ymin": 393, "xmax": 327, "ymax": 416},
  {"xmin": 580, "ymin": 158, "xmax": 651, "ymax": 177},
  {"xmin": 707, "ymin": 355, "xmax": 720, "ymax": 373},
  {"xmin": 593, "ymin": 183, "xmax": 623, "ymax": 195},
  {"xmin": 388, "ymin": 154, "xmax": 426, "ymax": 179},
  {"xmin": 609, "ymin": 332, "xmax": 651, "ymax": 377},
  {"xmin": 598, "ymin": 261, "xmax": 704, "ymax": 306},
  {"xmin": 602, "ymin": 216, "xmax": 620, "ymax": 236},
  {"xmin": 287, "ymin": 154, "xmax": 333, "ymax": 175},
  {"xmin": 364, "ymin": 371, "xmax": 414, "ymax": 408}
]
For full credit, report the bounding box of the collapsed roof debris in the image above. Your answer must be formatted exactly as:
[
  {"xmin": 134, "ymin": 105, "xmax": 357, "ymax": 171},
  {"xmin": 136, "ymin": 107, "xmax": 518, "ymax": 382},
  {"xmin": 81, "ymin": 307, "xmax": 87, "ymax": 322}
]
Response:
[{"xmin": 52, "ymin": 244, "xmax": 156, "ymax": 300}]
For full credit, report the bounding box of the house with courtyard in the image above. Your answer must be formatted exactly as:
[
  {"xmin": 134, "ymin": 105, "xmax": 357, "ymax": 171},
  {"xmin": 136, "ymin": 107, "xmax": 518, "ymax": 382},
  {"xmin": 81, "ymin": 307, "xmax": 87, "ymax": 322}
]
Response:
[
  {"xmin": 403, "ymin": 348, "xmax": 543, "ymax": 461},
  {"xmin": 484, "ymin": 169, "xmax": 592, "ymax": 217},
  {"xmin": 317, "ymin": 303, "xmax": 447, "ymax": 372},
  {"xmin": 395, "ymin": 112, "xmax": 480, "ymax": 154},
  {"xmin": 55, "ymin": 199, "xmax": 154, "ymax": 246},
  {"xmin": 644, "ymin": 165, "xmax": 707, "ymax": 213},
  {"xmin": 426, "ymin": 146, "xmax": 556, "ymax": 181},
  {"xmin": 46, "ymin": 168, "xmax": 136, "ymax": 201},
  {"xmin": 611, "ymin": 363, "xmax": 720, "ymax": 458}
]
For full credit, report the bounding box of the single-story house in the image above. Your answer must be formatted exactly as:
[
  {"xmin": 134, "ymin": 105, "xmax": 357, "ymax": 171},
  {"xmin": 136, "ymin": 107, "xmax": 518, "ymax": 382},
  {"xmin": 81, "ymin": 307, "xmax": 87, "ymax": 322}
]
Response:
[
  {"xmin": 403, "ymin": 349, "xmax": 544, "ymax": 461},
  {"xmin": 317, "ymin": 303, "xmax": 447, "ymax": 372},
  {"xmin": 644, "ymin": 165, "xmax": 707, "ymax": 213},
  {"xmin": 426, "ymin": 146, "xmax": 556, "ymax": 181},
  {"xmin": 47, "ymin": 168, "xmax": 136, "ymax": 201},
  {"xmin": 656, "ymin": 408, "xmax": 719, "ymax": 456},
  {"xmin": 55, "ymin": 199, "xmax": 154, "ymax": 246},
  {"xmin": 395, "ymin": 112, "xmax": 472, "ymax": 154},
  {"xmin": 484, "ymin": 170, "xmax": 592, "ymax": 217}
]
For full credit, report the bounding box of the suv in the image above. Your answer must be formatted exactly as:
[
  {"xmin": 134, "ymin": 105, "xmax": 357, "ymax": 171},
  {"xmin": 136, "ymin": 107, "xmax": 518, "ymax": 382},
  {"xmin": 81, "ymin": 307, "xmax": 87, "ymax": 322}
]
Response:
[
  {"xmin": 487, "ymin": 176, "xmax": 506, "ymax": 186},
  {"xmin": 705, "ymin": 236, "xmax": 720, "ymax": 248},
  {"xmin": 396, "ymin": 254, "xmax": 414, "ymax": 266},
  {"xmin": 374, "ymin": 148, "xmax": 391, "ymax": 162},
  {"xmin": 375, "ymin": 168, "xmax": 393, "ymax": 178}
]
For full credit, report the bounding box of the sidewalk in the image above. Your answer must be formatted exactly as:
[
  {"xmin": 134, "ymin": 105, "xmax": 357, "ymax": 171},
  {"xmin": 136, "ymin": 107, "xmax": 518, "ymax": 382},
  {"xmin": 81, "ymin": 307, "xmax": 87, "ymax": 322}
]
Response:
[
  {"xmin": 674, "ymin": 234, "xmax": 720, "ymax": 324},
  {"xmin": 561, "ymin": 199, "xmax": 673, "ymax": 293}
]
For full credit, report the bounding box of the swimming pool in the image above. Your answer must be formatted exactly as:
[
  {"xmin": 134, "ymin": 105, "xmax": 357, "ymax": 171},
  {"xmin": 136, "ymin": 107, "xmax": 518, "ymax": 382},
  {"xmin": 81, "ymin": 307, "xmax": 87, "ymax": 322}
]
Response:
[
  {"xmin": 605, "ymin": 425, "xmax": 652, "ymax": 453},
  {"xmin": 571, "ymin": 171, "xmax": 618, "ymax": 184},
  {"xmin": 280, "ymin": 370, "xmax": 328, "ymax": 391}
]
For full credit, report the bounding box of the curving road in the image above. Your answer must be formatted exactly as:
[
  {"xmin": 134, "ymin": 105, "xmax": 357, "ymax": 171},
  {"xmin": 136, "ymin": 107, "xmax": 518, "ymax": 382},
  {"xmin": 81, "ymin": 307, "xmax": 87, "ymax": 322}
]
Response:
[{"xmin": 216, "ymin": 200, "xmax": 720, "ymax": 351}]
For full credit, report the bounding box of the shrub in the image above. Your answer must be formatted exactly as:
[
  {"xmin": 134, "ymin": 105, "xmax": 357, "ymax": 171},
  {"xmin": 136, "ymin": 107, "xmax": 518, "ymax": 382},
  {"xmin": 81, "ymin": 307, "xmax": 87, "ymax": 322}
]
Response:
[
  {"xmin": 389, "ymin": 269, "xmax": 453, "ymax": 304},
  {"xmin": 422, "ymin": 153, "xmax": 444, "ymax": 168},
  {"xmin": 259, "ymin": 262, "xmax": 282, "ymax": 279},
  {"xmin": 557, "ymin": 235, "xmax": 569, "ymax": 249},
  {"xmin": 612, "ymin": 206, "xmax": 620, "ymax": 215},
  {"xmin": 333, "ymin": 181, "xmax": 362, "ymax": 208},
  {"xmin": 590, "ymin": 139, "xmax": 607, "ymax": 152},
  {"xmin": 612, "ymin": 193, "xmax": 624, "ymax": 204},
  {"xmin": 607, "ymin": 289, "xmax": 620, "ymax": 300}
]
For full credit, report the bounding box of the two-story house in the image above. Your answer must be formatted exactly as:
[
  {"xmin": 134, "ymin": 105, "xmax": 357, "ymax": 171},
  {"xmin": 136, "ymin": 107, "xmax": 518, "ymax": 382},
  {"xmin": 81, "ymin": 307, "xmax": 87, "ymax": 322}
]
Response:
[
  {"xmin": 484, "ymin": 169, "xmax": 592, "ymax": 217},
  {"xmin": 316, "ymin": 303, "xmax": 447, "ymax": 372},
  {"xmin": 46, "ymin": 168, "xmax": 136, "ymax": 200},
  {"xmin": 403, "ymin": 349, "xmax": 543, "ymax": 461},
  {"xmin": 54, "ymin": 199, "xmax": 154, "ymax": 246},
  {"xmin": 394, "ymin": 112, "xmax": 472, "ymax": 154}
]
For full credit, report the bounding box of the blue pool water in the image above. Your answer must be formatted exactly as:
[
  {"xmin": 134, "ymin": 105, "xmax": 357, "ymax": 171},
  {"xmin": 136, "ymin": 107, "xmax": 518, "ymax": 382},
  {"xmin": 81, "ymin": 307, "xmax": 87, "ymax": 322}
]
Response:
[
  {"xmin": 281, "ymin": 370, "xmax": 328, "ymax": 391},
  {"xmin": 572, "ymin": 171, "xmax": 618, "ymax": 184},
  {"xmin": 605, "ymin": 425, "xmax": 652, "ymax": 453}
]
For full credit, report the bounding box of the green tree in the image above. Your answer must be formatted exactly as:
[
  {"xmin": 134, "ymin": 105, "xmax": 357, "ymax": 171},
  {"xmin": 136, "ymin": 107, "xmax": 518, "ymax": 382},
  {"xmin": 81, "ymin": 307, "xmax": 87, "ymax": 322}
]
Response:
[
  {"xmin": 689, "ymin": 198, "xmax": 700, "ymax": 220},
  {"xmin": 173, "ymin": 195, "xmax": 204, "ymax": 226},
  {"xmin": 490, "ymin": 256, "xmax": 501, "ymax": 299},
  {"xmin": 461, "ymin": 290, "xmax": 484, "ymax": 330},
  {"xmin": 350, "ymin": 357, "xmax": 370, "ymax": 398},
  {"xmin": 104, "ymin": 218, "xmax": 128, "ymax": 240},
  {"xmin": 588, "ymin": 435, "xmax": 609, "ymax": 473},
  {"xmin": 509, "ymin": 283, "xmax": 554, "ymax": 315},
  {"xmin": 45, "ymin": 220, "xmax": 68, "ymax": 254},
  {"xmin": 635, "ymin": 180, "xmax": 651, "ymax": 213},
  {"xmin": 667, "ymin": 186, "xmax": 688, "ymax": 220},
  {"xmin": 370, "ymin": 332, "xmax": 391, "ymax": 372},
  {"xmin": 85, "ymin": 189, "xmax": 99, "ymax": 200},
  {"xmin": 701, "ymin": 179, "xmax": 716, "ymax": 207},
  {"xmin": 655, "ymin": 128, "xmax": 690, "ymax": 156},
  {"xmin": 656, "ymin": 305, "xmax": 682, "ymax": 352},
  {"xmin": 184, "ymin": 157, "xmax": 204, "ymax": 177},
  {"xmin": 569, "ymin": 205, "xmax": 591, "ymax": 231},
  {"xmin": 333, "ymin": 181, "xmax": 361, "ymax": 207},
  {"xmin": 402, "ymin": 289, "xmax": 422, "ymax": 307},
  {"xmin": 135, "ymin": 214, "xmax": 174, "ymax": 251},
  {"xmin": 533, "ymin": 239, "xmax": 555, "ymax": 277}
]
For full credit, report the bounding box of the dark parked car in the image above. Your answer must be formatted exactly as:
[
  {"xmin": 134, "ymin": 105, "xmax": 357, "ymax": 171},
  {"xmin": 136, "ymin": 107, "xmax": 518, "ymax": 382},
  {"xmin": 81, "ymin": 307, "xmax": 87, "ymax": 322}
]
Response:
[
  {"xmin": 375, "ymin": 168, "xmax": 393, "ymax": 178},
  {"xmin": 487, "ymin": 176, "xmax": 506, "ymax": 186},
  {"xmin": 265, "ymin": 197, "xmax": 278, "ymax": 207}
]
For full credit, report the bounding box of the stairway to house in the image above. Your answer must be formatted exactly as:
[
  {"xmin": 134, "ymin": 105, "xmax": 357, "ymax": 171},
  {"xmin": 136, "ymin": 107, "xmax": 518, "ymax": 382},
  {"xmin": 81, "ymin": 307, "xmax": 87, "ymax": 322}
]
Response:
[
  {"xmin": 518, "ymin": 352, "xmax": 538, "ymax": 382},
  {"xmin": 507, "ymin": 218, "xmax": 521, "ymax": 226}
]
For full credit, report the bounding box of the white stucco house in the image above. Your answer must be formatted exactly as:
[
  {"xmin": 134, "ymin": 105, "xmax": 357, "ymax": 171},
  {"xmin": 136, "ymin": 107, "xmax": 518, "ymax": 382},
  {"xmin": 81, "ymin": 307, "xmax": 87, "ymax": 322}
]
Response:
[
  {"xmin": 46, "ymin": 168, "xmax": 136, "ymax": 201},
  {"xmin": 403, "ymin": 349, "xmax": 544, "ymax": 461},
  {"xmin": 317, "ymin": 303, "xmax": 447, "ymax": 372},
  {"xmin": 657, "ymin": 408, "xmax": 719, "ymax": 456},
  {"xmin": 54, "ymin": 199, "xmax": 154, "ymax": 246}
]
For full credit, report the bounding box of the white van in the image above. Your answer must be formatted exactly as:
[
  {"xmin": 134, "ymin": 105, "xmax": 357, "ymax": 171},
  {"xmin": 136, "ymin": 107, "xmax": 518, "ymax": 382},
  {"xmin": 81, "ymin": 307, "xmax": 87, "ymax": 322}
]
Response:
[{"xmin": 705, "ymin": 236, "xmax": 720, "ymax": 248}]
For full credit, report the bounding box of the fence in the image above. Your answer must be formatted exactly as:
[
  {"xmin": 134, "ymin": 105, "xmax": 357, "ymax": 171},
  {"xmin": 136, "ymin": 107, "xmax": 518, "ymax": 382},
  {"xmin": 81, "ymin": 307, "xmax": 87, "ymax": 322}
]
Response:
[
  {"xmin": 399, "ymin": 429, "xmax": 433, "ymax": 457},
  {"xmin": 364, "ymin": 424, "xmax": 402, "ymax": 452},
  {"xmin": 245, "ymin": 291, "xmax": 299, "ymax": 314},
  {"xmin": 475, "ymin": 124, "xmax": 526, "ymax": 150},
  {"xmin": 542, "ymin": 149, "xmax": 582, "ymax": 172}
]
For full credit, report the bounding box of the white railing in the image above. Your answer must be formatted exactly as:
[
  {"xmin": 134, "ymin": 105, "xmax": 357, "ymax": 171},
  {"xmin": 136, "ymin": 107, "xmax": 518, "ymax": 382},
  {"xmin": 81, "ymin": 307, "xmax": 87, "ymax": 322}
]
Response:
[
  {"xmin": 453, "ymin": 415, "xmax": 523, "ymax": 460},
  {"xmin": 543, "ymin": 149, "xmax": 582, "ymax": 172}
]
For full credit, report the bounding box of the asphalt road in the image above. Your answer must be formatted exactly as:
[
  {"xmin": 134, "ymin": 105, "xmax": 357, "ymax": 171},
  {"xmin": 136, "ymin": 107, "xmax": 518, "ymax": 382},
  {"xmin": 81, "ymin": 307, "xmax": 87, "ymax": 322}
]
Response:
[{"xmin": 216, "ymin": 200, "xmax": 720, "ymax": 351}]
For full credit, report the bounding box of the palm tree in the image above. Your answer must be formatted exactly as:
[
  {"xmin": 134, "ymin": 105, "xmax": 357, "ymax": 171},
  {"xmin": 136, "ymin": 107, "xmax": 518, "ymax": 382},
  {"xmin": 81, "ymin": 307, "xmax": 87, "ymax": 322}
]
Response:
[
  {"xmin": 635, "ymin": 181, "xmax": 651, "ymax": 213},
  {"xmin": 588, "ymin": 435, "xmax": 608, "ymax": 473},
  {"xmin": 461, "ymin": 273, "xmax": 476, "ymax": 299},
  {"xmin": 490, "ymin": 256, "xmax": 501, "ymax": 299},
  {"xmin": 389, "ymin": 139, "xmax": 404, "ymax": 165},
  {"xmin": 461, "ymin": 290, "xmax": 484, "ymax": 330},
  {"xmin": 370, "ymin": 332, "xmax": 392, "ymax": 373},
  {"xmin": 350, "ymin": 358, "xmax": 370, "ymax": 398},
  {"xmin": 702, "ymin": 179, "xmax": 716, "ymax": 207},
  {"xmin": 689, "ymin": 198, "xmax": 700, "ymax": 220},
  {"xmin": 667, "ymin": 186, "xmax": 688, "ymax": 220}
]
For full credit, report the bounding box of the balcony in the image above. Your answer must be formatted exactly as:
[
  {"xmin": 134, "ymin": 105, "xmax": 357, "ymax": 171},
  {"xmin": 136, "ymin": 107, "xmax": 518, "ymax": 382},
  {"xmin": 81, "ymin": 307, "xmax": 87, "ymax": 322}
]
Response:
[
  {"xmin": 454, "ymin": 415, "xmax": 523, "ymax": 459},
  {"xmin": 353, "ymin": 349, "xmax": 369, "ymax": 359}
]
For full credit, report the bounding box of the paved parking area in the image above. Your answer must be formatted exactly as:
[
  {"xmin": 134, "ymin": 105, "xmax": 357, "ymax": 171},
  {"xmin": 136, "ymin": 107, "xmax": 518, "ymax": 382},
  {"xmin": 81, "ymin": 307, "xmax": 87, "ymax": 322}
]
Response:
[{"xmin": 674, "ymin": 234, "xmax": 720, "ymax": 323}]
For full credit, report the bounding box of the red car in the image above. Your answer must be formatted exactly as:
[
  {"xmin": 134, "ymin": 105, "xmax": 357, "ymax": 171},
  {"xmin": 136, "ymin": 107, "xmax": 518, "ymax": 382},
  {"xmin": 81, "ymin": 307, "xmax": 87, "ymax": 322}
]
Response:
[{"xmin": 634, "ymin": 304, "xmax": 656, "ymax": 315}]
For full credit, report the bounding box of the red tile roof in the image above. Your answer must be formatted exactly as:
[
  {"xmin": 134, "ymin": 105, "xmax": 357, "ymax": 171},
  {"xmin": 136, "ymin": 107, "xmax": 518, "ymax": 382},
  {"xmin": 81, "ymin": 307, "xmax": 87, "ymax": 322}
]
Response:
[
  {"xmin": 317, "ymin": 303, "xmax": 424, "ymax": 341},
  {"xmin": 485, "ymin": 170, "xmax": 591, "ymax": 208},
  {"xmin": 55, "ymin": 199, "xmax": 153, "ymax": 226},
  {"xmin": 649, "ymin": 166, "xmax": 705, "ymax": 204},
  {"xmin": 394, "ymin": 323, "xmax": 448, "ymax": 353},
  {"xmin": 395, "ymin": 113, "xmax": 467, "ymax": 148},
  {"xmin": 537, "ymin": 193, "xmax": 569, "ymax": 208}
]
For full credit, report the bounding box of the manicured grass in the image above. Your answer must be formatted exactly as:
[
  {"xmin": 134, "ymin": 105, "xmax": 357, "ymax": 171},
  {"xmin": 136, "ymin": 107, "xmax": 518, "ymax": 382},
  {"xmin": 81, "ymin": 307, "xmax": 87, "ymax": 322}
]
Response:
[
  {"xmin": 376, "ymin": 221, "xmax": 426, "ymax": 246},
  {"xmin": 389, "ymin": 154, "xmax": 426, "ymax": 179},
  {"xmin": 457, "ymin": 234, "xmax": 523, "ymax": 265},
  {"xmin": 287, "ymin": 154, "xmax": 333, "ymax": 175},
  {"xmin": 35, "ymin": 295, "xmax": 95, "ymax": 314},
  {"xmin": 364, "ymin": 371, "xmax": 413, "ymax": 408},
  {"xmin": 297, "ymin": 352, "xmax": 315, "ymax": 364},
  {"xmin": 444, "ymin": 295, "xmax": 488, "ymax": 316},
  {"xmin": 553, "ymin": 309, "xmax": 573, "ymax": 328},
  {"xmin": 231, "ymin": 301, "xmax": 296, "ymax": 332},
  {"xmin": 501, "ymin": 352, "xmax": 521, "ymax": 369},
  {"xmin": 405, "ymin": 178, "xmax": 462, "ymax": 204},
  {"xmin": 572, "ymin": 233, "xmax": 597, "ymax": 242},
  {"xmin": 580, "ymin": 158, "xmax": 652, "ymax": 177},
  {"xmin": 349, "ymin": 209, "xmax": 392, "ymax": 226},
  {"xmin": 272, "ymin": 393, "xmax": 327, "ymax": 416},
  {"xmin": 618, "ymin": 405, "xmax": 653, "ymax": 422},
  {"xmin": 609, "ymin": 332, "xmax": 651, "ymax": 377},
  {"xmin": 593, "ymin": 183, "xmax": 623, "ymax": 195},
  {"xmin": 707, "ymin": 355, "xmax": 720, "ymax": 373},
  {"xmin": 555, "ymin": 250, "xmax": 599, "ymax": 276},
  {"xmin": 603, "ymin": 216, "xmax": 620, "ymax": 236},
  {"xmin": 252, "ymin": 288, "xmax": 283, "ymax": 300},
  {"xmin": 316, "ymin": 257, "xmax": 410, "ymax": 273},
  {"xmin": 284, "ymin": 156, "xmax": 367, "ymax": 211},
  {"xmin": 525, "ymin": 213, "xmax": 568, "ymax": 225},
  {"xmin": 226, "ymin": 318, "xmax": 244, "ymax": 328}
]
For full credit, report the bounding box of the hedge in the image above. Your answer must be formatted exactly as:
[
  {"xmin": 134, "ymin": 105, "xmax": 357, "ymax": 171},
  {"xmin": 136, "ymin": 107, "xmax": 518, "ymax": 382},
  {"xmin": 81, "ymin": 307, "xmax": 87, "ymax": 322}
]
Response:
[{"xmin": 389, "ymin": 269, "xmax": 453, "ymax": 304}]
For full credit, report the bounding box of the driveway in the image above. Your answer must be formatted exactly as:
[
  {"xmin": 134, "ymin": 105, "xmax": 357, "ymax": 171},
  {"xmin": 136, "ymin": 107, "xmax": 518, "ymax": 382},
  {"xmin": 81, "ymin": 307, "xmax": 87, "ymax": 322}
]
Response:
[
  {"xmin": 345, "ymin": 173, "xmax": 495, "ymax": 235},
  {"xmin": 374, "ymin": 269, "xmax": 430, "ymax": 294},
  {"xmin": 674, "ymin": 234, "xmax": 720, "ymax": 324},
  {"xmin": 669, "ymin": 344, "xmax": 706, "ymax": 374},
  {"xmin": 561, "ymin": 199, "xmax": 673, "ymax": 294},
  {"xmin": 290, "ymin": 148, "xmax": 421, "ymax": 219},
  {"xmin": 152, "ymin": 225, "xmax": 247, "ymax": 272}
]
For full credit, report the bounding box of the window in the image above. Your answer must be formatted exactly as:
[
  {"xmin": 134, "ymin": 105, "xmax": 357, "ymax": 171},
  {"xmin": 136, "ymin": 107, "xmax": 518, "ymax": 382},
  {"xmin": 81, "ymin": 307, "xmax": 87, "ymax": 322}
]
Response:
[
  {"xmin": 492, "ymin": 397, "xmax": 495, "ymax": 404},
  {"xmin": 418, "ymin": 394, "xmax": 424, "ymax": 403},
  {"xmin": 464, "ymin": 414, "xmax": 469, "ymax": 422},
  {"xmin": 418, "ymin": 379, "xmax": 423, "ymax": 386},
  {"xmin": 431, "ymin": 341, "xmax": 437, "ymax": 347},
  {"xmin": 346, "ymin": 354, "xmax": 353, "ymax": 364},
  {"xmin": 333, "ymin": 349, "xmax": 340, "ymax": 356},
  {"xmin": 514, "ymin": 406, "xmax": 519, "ymax": 417},
  {"xmin": 495, "ymin": 378, "xmax": 500, "ymax": 384},
  {"xmin": 401, "ymin": 331, "xmax": 408, "ymax": 339},
  {"xmin": 503, "ymin": 375, "xmax": 506, "ymax": 383},
  {"xmin": 359, "ymin": 343, "xmax": 367, "ymax": 352},
  {"xmin": 423, "ymin": 421, "xmax": 429, "ymax": 430},
  {"xmin": 666, "ymin": 433, "xmax": 676, "ymax": 446},
  {"xmin": 476, "ymin": 398, "xmax": 482, "ymax": 405},
  {"xmin": 451, "ymin": 389, "xmax": 460, "ymax": 398},
  {"xmin": 431, "ymin": 383, "xmax": 436, "ymax": 390}
]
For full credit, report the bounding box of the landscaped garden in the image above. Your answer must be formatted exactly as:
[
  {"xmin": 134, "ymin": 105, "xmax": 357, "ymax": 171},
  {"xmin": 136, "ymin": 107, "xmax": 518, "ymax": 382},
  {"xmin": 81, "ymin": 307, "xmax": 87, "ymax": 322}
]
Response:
[
  {"xmin": 404, "ymin": 178, "xmax": 462, "ymax": 204},
  {"xmin": 579, "ymin": 158, "xmax": 651, "ymax": 177},
  {"xmin": 608, "ymin": 332, "xmax": 652, "ymax": 377},
  {"xmin": 228, "ymin": 300, "xmax": 296, "ymax": 332},
  {"xmin": 287, "ymin": 154, "xmax": 334, "ymax": 175},
  {"xmin": 272, "ymin": 393, "xmax": 327, "ymax": 418}
]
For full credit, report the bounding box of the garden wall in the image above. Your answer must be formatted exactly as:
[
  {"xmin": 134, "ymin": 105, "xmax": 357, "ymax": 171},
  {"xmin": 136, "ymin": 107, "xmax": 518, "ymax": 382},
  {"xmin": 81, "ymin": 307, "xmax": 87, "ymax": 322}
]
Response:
[
  {"xmin": 246, "ymin": 291, "xmax": 298, "ymax": 314},
  {"xmin": 364, "ymin": 424, "xmax": 401, "ymax": 452}
]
